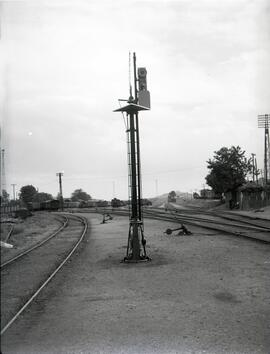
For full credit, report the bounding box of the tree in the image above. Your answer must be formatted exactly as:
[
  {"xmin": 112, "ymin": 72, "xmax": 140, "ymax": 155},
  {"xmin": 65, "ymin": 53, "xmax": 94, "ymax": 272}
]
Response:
[
  {"xmin": 205, "ymin": 146, "xmax": 252, "ymax": 195},
  {"xmin": 71, "ymin": 189, "xmax": 92, "ymax": 202},
  {"xmin": 19, "ymin": 185, "xmax": 38, "ymax": 204},
  {"xmin": 33, "ymin": 192, "xmax": 53, "ymax": 203}
]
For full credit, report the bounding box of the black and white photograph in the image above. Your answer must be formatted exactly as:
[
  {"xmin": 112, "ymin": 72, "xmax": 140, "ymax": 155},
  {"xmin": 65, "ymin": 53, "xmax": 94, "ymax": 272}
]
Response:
[{"xmin": 1, "ymin": 1, "xmax": 269, "ymax": 353}]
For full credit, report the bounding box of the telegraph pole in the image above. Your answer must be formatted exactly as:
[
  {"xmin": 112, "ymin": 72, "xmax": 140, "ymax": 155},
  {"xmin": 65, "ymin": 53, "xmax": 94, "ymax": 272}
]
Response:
[
  {"xmin": 11, "ymin": 184, "xmax": 16, "ymax": 201},
  {"xmin": 251, "ymin": 153, "xmax": 255, "ymax": 182},
  {"xmin": 255, "ymin": 156, "xmax": 258, "ymax": 184},
  {"xmin": 56, "ymin": 172, "xmax": 64, "ymax": 211}
]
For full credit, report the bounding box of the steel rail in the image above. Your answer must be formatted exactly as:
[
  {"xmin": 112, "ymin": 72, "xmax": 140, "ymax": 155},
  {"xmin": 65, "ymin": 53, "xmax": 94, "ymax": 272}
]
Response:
[
  {"xmin": 144, "ymin": 209, "xmax": 270, "ymax": 232},
  {"xmin": 107, "ymin": 208, "xmax": 269, "ymax": 232},
  {"xmin": 1, "ymin": 214, "xmax": 88, "ymax": 336},
  {"xmin": 163, "ymin": 207, "xmax": 270, "ymax": 230},
  {"xmin": 145, "ymin": 206, "xmax": 270, "ymax": 231},
  {"xmin": 209, "ymin": 211, "xmax": 270, "ymax": 229},
  {"xmin": 149, "ymin": 205, "xmax": 270, "ymax": 224},
  {"xmin": 104, "ymin": 209, "xmax": 270, "ymax": 244},
  {"xmin": 1, "ymin": 215, "xmax": 69, "ymax": 269},
  {"xmin": 143, "ymin": 211, "xmax": 270, "ymax": 244}
]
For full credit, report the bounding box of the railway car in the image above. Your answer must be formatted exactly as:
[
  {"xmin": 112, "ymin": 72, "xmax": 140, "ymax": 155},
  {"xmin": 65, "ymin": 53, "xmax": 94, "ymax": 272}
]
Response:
[
  {"xmin": 63, "ymin": 201, "xmax": 80, "ymax": 209},
  {"xmin": 80, "ymin": 200, "xmax": 98, "ymax": 208},
  {"xmin": 27, "ymin": 199, "xmax": 60, "ymax": 211},
  {"xmin": 40, "ymin": 199, "xmax": 60, "ymax": 211},
  {"xmin": 79, "ymin": 200, "xmax": 110, "ymax": 208},
  {"xmin": 96, "ymin": 200, "xmax": 109, "ymax": 207},
  {"xmin": 27, "ymin": 201, "xmax": 42, "ymax": 211},
  {"xmin": 79, "ymin": 200, "xmax": 96, "ymax": 208}
]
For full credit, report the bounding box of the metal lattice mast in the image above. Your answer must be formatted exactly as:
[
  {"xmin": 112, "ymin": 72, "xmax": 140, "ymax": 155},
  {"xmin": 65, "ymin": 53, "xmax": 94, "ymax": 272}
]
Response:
[
  {"xmin": 114, "ymin": 52, "xmax": 150, "ymax": 262},
  {"xmin": 258, "ymin": 114, "xmax": 270, "ymax": 184}
]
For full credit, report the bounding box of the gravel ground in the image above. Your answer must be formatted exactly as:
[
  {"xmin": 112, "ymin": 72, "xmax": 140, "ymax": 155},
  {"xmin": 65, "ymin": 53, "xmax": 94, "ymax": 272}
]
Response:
[{"xmin": 1, "ymin": 212, "xmax": 269, "ymax": 354}]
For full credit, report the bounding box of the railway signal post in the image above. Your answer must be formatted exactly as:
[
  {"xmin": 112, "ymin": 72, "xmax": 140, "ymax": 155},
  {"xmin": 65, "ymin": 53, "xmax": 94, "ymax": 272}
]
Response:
[
  {"xmin": 258, "ymin": 114, "xmax": 270, "ymax": 184},
  {"xmin": 56, "ymin": 172, "xmax": 64, "ymax": 211},
  {"xmin": 114, "ymin": 53, "xmax": 151, "ymax": 262}
]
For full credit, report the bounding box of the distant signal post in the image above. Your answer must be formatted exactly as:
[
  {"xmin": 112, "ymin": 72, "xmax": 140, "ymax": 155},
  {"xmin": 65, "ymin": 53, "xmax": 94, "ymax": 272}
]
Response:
[
  {"xmin": 114, "ymin": 52, "xmax": 151, "ymax": 262},
  {"xmin": 258, "ymin": 114, "xmax": 270, "ymax": 184},
  {"xmin": 56, "ymin": 172, "xmax": 64, "ymax": 211}
]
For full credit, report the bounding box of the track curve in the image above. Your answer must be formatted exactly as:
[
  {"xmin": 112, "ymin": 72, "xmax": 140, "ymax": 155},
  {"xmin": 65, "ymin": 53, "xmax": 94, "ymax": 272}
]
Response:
[
  {"xmin": 1, "ymin": 213, "xmax": 88, "ymax": 336},
  {"xmin": 1, "ymin": 215, "xmax": 68, "ymax": 269}
]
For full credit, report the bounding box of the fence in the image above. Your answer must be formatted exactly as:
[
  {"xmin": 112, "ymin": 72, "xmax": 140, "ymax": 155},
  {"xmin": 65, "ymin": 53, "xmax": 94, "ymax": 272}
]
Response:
[{"xmin": 1, "ymin": 203, "xmax": 21, "ymax": 218}]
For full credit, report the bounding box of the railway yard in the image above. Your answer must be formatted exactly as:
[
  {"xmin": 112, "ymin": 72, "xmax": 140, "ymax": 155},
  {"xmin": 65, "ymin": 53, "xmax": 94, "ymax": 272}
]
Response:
[
  {"xmin": 1, "ymin": 206, "xmax": 270, "ymax": 354},
  {"xmin": 1, "ymin": 2, "xmax": 270, "ymax": 353}
]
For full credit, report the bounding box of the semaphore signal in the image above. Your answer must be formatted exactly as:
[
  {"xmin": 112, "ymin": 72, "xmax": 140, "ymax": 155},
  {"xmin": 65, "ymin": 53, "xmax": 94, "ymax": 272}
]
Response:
[{"xmin": 114, "ymin": 52, "xmax": 151, "ymax": 263}]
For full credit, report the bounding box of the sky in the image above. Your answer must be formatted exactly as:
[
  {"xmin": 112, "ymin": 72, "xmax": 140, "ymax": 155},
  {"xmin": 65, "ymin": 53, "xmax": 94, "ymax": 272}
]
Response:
[{"xmin": 0, "ymin": 0, "xmax": 269, "ymax": 200}]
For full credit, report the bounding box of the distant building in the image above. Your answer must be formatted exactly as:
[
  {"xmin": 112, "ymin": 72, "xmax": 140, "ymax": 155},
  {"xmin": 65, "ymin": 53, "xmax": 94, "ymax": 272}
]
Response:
[{"xmin": 200, "ymin": 189, "xmax": 221, "ymax": 199}]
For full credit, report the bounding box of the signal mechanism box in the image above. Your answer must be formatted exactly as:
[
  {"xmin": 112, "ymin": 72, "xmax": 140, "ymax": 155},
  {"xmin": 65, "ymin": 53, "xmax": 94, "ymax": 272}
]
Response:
[{"xmin": 138, "ymin": 90, "xmax": 150, "ymax": 109}]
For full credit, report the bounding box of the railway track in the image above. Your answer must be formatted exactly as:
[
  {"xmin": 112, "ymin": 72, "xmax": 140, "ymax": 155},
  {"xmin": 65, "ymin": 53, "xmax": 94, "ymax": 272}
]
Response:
[
  {"xmin": 162, "ymin": 205, "xmax": 270, "ymax": 230},
  {"xmin": 145, "ymin": 209, "xmax": 270, "ymax": 243},
  {"xmin": 148, "ymin": 207, "xmax": 270, "ymax": 231},
  {"xmin": 211, "ymin": 210, "xmax": 270, "ymax": 229},
  {"xmin": 1, "ymin": 213, "xmax": 88, "ymax": 336},
  {"xmin": 99, "ymin": 207, "xmax": 270, "ymax": 244},
  {"xmin": 1, "ymin": 214, "xmax": 69, "ymax": 268}
]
